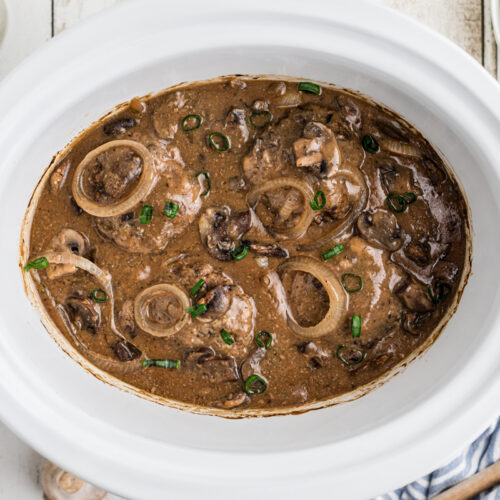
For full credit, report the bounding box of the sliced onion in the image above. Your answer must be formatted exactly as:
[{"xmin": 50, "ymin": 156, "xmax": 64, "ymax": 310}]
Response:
[
  {"xmin": 278, "ymin": 256, "xmax": 346, "ymax": 338},
  {"xmin": 44, "ymin": 251, "xmax": 125, "ymax": 341},
  {"xmin": 71, "ymin": 139, "xmax": 156, "ymax": 217},
  {"xmin": 381, "ymin": 138, "xmax": 421, "ymax": 157},
  {"xmin": 298, "ymin": 167, "xmax": 368, "ymax": 251},
  {"xmin": 275, "ymin": 90, "xmax": 302, "ymax": 108},
  {"xmin": 134, "ymin": 283, "xmax": 190, "ymax": 337},
  {"xmin": 247, "ymin": 177, "xmax": 315, "ymax": 240}
]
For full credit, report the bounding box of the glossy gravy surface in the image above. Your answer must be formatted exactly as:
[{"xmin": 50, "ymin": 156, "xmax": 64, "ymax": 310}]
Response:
[{"xmin": 25, "ymin": 76, "xmax": 469, "ymax": 412}]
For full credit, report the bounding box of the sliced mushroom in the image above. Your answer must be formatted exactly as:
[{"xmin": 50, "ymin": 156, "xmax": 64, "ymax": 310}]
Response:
[
  {"xmin": 336, "ymin": 95, "xmax": 362, "ymax": 133},
  {"xmin": 66, "ymin": 296, "xmax": 101, "ymax": 334},
  {"xmin": 198, "ymin": 206, "xmax": 251, "ymax": 260},
  {"xmin": 196, "ymin": 285, "xmax": 232, "ymax": 323},
  {"xmin": 118, "ymin": 299, "xmax": 136, "ymax": 338},
  {"xmin": 214, "ymin": 392, "xmax": 250, "ymax": 409},
  {"xmin": 398, "ymin": 280, "xmax": 435, "ymax": 313},
  {"xmin": 224, "ymin": 108, "xmax": 249, "ymax": 150},
  {"xmin": 46, "ymin": 229, "xmax": 90, "ymax": 280},
  {"xmin": 404, "ymin": 240, "xmax": 431, "ymax": 266},
  {"xmin": 402, "ymin": 311, "xmax": 429, "ymax": 335},
  {"xmin": 183, "ymin": 347, "xmax": 239, "ymax": 382},
  {"xmin": 242, "ymin": 131, "xmax": 284, "ymax": 184},
  {"xmin": 42, "ymin": 461, "xmax": 107, "ymax": 500},
  {"xmin": 297, "ymin": 341, "xmax": 329, "ymax": 368},
  {"xmin": 102, "ymin": 117, "xmax": 136, "ymax": 136},
  {"xmin": 293, "ymin": 121, "xmax": 341, "ymax": 177},
  {"xmin": 112, "ymin": 340, "xmax": 141, "ymax": 361},
  {"xmin": 242, "ymin": 240, "xmax": 289, "ymax": 258},
  {"xmin": 241, "ymin": 346, "xmax": 266, "ymax": 381},
  {"xmin": 357, "ymin": 210, "xmax": 403, "ymax": 251}
]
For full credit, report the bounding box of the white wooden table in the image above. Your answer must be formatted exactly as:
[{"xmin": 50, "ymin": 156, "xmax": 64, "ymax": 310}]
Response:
[{"xmin": 0, "ymin": 1, "xmax": 498, "ymax": 498}]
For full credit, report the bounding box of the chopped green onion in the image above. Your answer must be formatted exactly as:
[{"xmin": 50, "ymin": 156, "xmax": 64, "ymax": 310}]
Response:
[
  {"xmin": 255, "ymin": 331, "xmax": 273, "ymax": 349},
  {"xmin": 428, "ymin": 282, "xmax": 452, "ymax": 303},
  {"xmin": 142, "ymin": 359, "xmax": 180, "ymax": 369},
  {"xmin": 186, "ymin": 303, "xmax": 207, "ymax": 318},
  {"xmin": 322, "ymin": 244, "xmax": 344, "ymax": 261},
  {"xmin": 362, "ymin": 134, "xmax": 379, "ymax": 153},
  {"xmin": 24, "ymin": 256, "xmax": 48, "ymax": 271},
  {"xmin": 310, "ymin": 190, "xmax": 326, "ymax": 210},
  {"xmin": 196, "ymin": 171, "xmax": 210, "ymax": 197},
  {"xmin": 298, "ymin": 82, "xmax": 320, "ymax": 94},
  {"xmin": 190, "ymin": 279, "xmax": 205, "ymax": 297},
  {"xmin": 181, "ymin": 114, "xmax": 202, "ymax": 132},
  {"xmin": 336, "ymin": 345, "xmax": 366, "ymax": 366},
  {"xmin": 232, "ymin": 245, "xmax": 249, "ymax": 261},
  {"xmin": 91, "ymin": 289, "xmax": 108, "ymax": 303},
  {"xmin": 208, "ymin": 132, "xmax": 230, "ymax": 152},
  {"xmin": 403, "ymin": 192, "xmax": 417, "ymax": 204},
  {"xmin": 351, "ymin": 315, "xmax": 362, "ymax": 338},
  {"xmin": 341, "ymin": 273, "xmax": 363, "ymax": 293},
  {"xmin": 139, "ymin": 205, "xmax": 153, "ymax": 224},
  {"xmin": 244, "ymin": 374, "xmax": 267, "ymax": 395},
  {"xmin": 163, "ymin": 200, "xmax": 179, "ymax": 219},
  {"xmin": 387, "ymin": 194, "xmax": 407, "ymax": 213},
  {"xmin": 248, "ymin": 110, "xmax": 273, "ymax": 129},
  {"xmin": 220, "ymin": 329, "xmax": 235, "ymax": 345}
]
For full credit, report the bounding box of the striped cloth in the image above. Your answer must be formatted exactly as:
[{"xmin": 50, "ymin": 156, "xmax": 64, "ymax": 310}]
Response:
[{"xmin": 375, "ymin": 418, "xmax": 500, "ymax": 500}]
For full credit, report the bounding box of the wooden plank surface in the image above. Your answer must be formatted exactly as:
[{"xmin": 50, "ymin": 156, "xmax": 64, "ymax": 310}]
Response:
[{"xmin": 0, "ymin": 0, "xmax": 52, "ymax": 78}]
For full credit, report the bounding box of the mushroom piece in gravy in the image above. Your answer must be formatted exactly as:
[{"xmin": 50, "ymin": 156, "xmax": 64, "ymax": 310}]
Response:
[{"xmin": 23, "ymin": 76, "xmax": 469, "ymax": 413}]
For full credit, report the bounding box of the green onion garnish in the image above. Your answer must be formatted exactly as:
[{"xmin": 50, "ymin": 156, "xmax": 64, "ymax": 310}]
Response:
[
  {"xmin": 91, "ymin": 289, "xmax": 108, "ymax": 303},
  {"xmin": 403, "ymin": 192, "xmax": 417, "ymax": 204},
  {"xmin": 186, "ymin": 303, "xmax": 207, "ymax": 318},
  {"xmin": 336, "ymin": 345, "xmax": 366, "ymax": 366},
  {"xmin": 220, "ymin": 329, "xmax": 235, "ymax": 345},
  {"xmin": 362, "ymin": 134, "xmax": 379, "ymax": 153},
  {"xmin": 232, "ymin": 245, "xmax": 249, "ymax": 261},
  {"xmin": 196, "ymin": 171, "xmax": 210, "ymax": 197},
  {"xmin": 255, "ymin": 331, "xmax": 273, "ymax": 349},
  {"xmin": 244, "ymin": 374, "xmax": 267, "ymax": 395},
  {"xmin": 208, "ymin": 132, "xmax": 230, "ymax": 152},
  {"xmin": 341, "ymin": 273, "xmax": 363, "ymax": 293},
  {"xmin": 142, "ymin": 359, "xmax": 180, "ymax": 369},
  {"xmin": 322, "ymin": 244, "xmax": 344, "ymax": 261},
  {"xmin": 181, "ymin": 114, "xmax": 202, "ymax": 132},
  {"xmin": 298, "ymin": 82, "xmax": 320, "ymax": 94},
  {"xmin": 310, "ymin": 190, "xmax": 326, "ymax": 210},
  {"xmin": 248, "ymin": 111, "xmax": 273, "ymax": 129},
  {"xmin": 428, "ymin": 282, "xmax": 452, "ymax": 303},
  {"xmin": 139, "ymin": 205, "xmax": 153, "ymax": 224},
  {"xmin": 387, "ymin": 194, "xmax": 407, "ymax": 213},
  {"xmin": 351, "ymin": 315, "xmax": 362, "ymax": 338},
  {"xmin": 24, "ymin": 256, "xmax": 49, "ymax": 271},
  {"xmin": 163, "ymin": 200, "xmax": 179, "ymax": 219},
  {"xmin": 190, "ymin": 279, "xmax": 205, "ymax": 297}
]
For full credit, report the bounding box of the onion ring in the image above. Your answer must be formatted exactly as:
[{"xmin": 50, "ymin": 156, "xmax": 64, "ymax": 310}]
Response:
[
  {"xmin": 298, "ymin": 167, "xmax": 368, "ymax": 251},
  {"xmin": 278, "ymin": 256, "xmax": 346, "ymax": 338},
  {"xmin": 43, "ymin": 251, "xmax": 125, "ymax": 340},
  {"xmin": 247, "ymin": 177, "xmax": 315, "ymax": 240},
  {"xmin": 134, "ymin": 283, "xmax": 191, "ymax": 337},
  {"xmin": 71, "ymin": 139, "xmax": 155, "ymax": 217}
]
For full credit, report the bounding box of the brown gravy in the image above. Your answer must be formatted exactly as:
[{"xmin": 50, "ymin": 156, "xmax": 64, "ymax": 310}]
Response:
[{"xmin": 23, "ymin": 76, "xmax": 470, "ymax": 412}]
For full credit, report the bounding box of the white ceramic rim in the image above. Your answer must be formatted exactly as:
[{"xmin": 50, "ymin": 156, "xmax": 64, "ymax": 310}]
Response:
[{"xmin": 0, "ymin": 1, "xmax": 500, "ymax": 499}]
